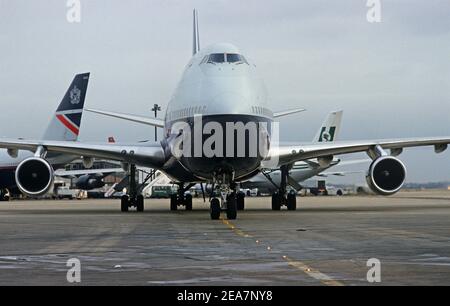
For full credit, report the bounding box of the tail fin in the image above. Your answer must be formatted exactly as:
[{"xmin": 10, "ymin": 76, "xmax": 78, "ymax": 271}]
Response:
[
  {"xmin": 42, "ymin": 73, "xmax": 90, "ymax": 141},
  {"xmin": 313, "ymin": 110, "xmax": 343, "ymax": 143},
  {"xmin": 192, "ymin": 9, "xmax": 200, "ymax": 55}
]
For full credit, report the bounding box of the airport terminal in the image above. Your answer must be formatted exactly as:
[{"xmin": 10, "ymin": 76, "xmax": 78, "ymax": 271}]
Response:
[{"xmin": 1, "ymin": 1, "xmax": 450, "ymax": 289}]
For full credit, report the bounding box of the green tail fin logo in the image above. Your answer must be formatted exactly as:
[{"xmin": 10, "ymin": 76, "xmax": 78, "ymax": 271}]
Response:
[{"xmin": 319, "ymin": 126, "xmax": 336, "ymax": 142}]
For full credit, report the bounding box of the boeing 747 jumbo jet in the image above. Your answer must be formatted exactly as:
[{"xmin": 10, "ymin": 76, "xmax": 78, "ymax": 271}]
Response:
[
  {"xmin": 0, "ymin": 73, "xmax": 90, "ymax": 201},
  {"xmin": 1, "ymin": 11, "xmax": 450, "ymax": 220}
]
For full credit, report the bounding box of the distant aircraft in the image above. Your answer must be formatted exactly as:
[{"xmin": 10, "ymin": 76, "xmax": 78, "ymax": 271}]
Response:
[
  {"xmin": 0, "ymin": 73, "xmax": 90, "ymax": 201},
  {"xmin": 241, "ymin": 159, "xmax": 368, "ymax": 196},
  {"xmin": 2, "ymin": 11, "xmax": 450, "ymax": 220},
  {"xmin": 55, "ymin": 137, "xmax": 124, "ymax": 191}
]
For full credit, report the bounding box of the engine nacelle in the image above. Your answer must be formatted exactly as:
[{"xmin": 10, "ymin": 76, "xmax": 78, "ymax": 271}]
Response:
[
  {"xmin": 15, "ymin": 157, "xmax": 54, "ymax": 197},
  {"xmin": 366, "ymin": 156, "xmax": 406, "ymax": 196},
  {"xmin": 75, "ymin": 175, "xmax": 105, "ymax": 190}
]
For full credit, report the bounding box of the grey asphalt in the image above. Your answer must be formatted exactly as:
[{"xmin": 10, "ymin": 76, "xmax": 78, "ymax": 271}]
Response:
[{"xmin": 0, "ymin": 191, "xmax": 450, "ymax": 285}]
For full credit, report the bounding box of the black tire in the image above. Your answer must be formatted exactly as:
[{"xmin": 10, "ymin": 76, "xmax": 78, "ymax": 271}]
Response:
[
  {"xmin": 185, "ymin": 194, "xmax": 193, "ymax": 211},
  {"xmin": 337, "ymin": 190, "xmax": 343, "ymax": 196},
  {"xmin": 226, "ymin": 193, "xmax": 237, "ymax": 220},
  {"xmin": 137, "ymin": 195, "xmax": 144, "ymax": 212},
  {"xmin": 170, "ymin": 194, "xmax": 178, "ymax": 211},
  {"xmin": 287, "ymin": 192, "xmax": 297, "ymax": 211},
  {"xmin": 271, "ymin": 193, "xmax": 281, "ymax": 211},
  {"xmin": 121, "ymin": 195, "xmax": 129, "ymax": 212},
  {"xmin": 237, "ymin": 192, "xmax": 245, "ymax": 210},
  {"xmin": 210, "ymin": 198, "xmax": 221, "ymax": 220}
]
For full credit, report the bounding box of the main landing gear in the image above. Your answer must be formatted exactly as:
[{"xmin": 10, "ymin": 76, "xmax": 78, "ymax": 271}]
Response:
[
  {"xmin": 269, "ymin": 165, "xmax": 298, "ymax": 211},
  {"xmin": 121, "ymin": 164, "xmax": 144, "ymax": 212},
  {"xmin": 170, "ymin": 183, "xmax": 194, "ymax": 211}
]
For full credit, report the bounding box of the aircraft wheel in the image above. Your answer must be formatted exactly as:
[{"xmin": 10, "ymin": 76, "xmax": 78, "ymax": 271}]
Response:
[
  {"xmin": 170, "ymin": 194, "xmax": 178, "ymax": 211},
  {"xmin": 271, "ymin": 193, "xmax": 281, "ymax": 211},
  {"xmin": 287, "ymin": 192, "xmax": 297, "ymax": 211},
  {"xmin": 121, "ymin": 195, "xmax": 129, "ymax": 212},
  {"xmin": 210, "ymin": 198, "xmax": 221, "ymax": 220},
  {"xmin": 185, "ymin": 194, "xmax": 193, "ymax": 211},
  {"xmin": 136, "ymin": 195, "xmax": 144, "ymax": 212},
  {"xmin": 226, "ymin": 193, "xmax": 237, "ymax": 220},
  {"xmin": 237, "ymin": 192, "xmax": 245, "ymax": 211},
  {"xmin": 0, "ymin": 189, "xmax": 9, "ymax": 202}
]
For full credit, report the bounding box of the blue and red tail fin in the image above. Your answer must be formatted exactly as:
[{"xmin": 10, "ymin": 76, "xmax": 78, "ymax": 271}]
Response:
[{"xmin": 42, "ymin": 73, "xmax": 90, "ymax": 141}]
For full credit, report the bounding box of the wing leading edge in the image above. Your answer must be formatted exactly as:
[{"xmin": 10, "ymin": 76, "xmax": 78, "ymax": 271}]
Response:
[
  {"xmin": 267, "ymin": 137, "xmax": 450, "ymax": 167},
  {"xmin": 0, "ymin": 138, "xmax": 166, "ymax": 169}
]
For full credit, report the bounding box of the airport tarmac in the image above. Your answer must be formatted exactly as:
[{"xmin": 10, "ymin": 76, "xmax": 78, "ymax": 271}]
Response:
[{"xmin": 1, "ymin": 191, "xmax": 450, "ymax": 286}]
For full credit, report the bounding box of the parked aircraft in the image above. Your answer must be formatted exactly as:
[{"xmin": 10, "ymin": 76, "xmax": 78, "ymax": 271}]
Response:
[
  {"xmin": 2, "ymin": 11, "xmax": 450, "ymax": 220},
  {"xmin": 0, "ymin": 73, "xmax": 90, "ymax": 201}
]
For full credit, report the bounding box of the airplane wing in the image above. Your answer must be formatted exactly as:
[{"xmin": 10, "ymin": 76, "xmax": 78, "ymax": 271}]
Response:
[
  {"xmin": 54, "ymin": 168, "xmax": 125, "ymax": 178},
  {"xmin": 335, "ymin": 159, "xmax": 371, "ymax": 166},
  {"xmin": 0, "ymin": 138, "xmax": 166, "ymax": 168},
  {"xmin": 316, "ymin": 171, "xmax": 364, "ymax": 177},
  {"xmin": 86, "ymin": 108, "xmax": 165, "ymax": 128},
  {"xmin": 267, "ymin": 137, "xmax": 450, "ymax": 167},
  {"xmin": 273, "ymin": 108, "xmax": 306, "ymax": 118}
]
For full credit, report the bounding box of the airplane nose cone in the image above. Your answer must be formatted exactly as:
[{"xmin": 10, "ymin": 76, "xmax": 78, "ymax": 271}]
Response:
[{"xmin": 210, "ymin": 92, "xmax": 249, "ymax": 114}]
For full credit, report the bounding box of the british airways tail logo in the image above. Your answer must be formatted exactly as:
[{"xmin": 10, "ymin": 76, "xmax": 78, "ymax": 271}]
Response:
[{"xmin": 70, "ymin": 86, "xmax": 81, "ymax": 105}]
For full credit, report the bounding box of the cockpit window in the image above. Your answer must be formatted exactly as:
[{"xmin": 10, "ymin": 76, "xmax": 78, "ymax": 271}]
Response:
[
  {"xmin": 226, "ymin": 53, "xmax": 243, "ymax": 63},
  {"xmin": 208, "ymin": 53, "xmax": 225, "ymax": 63},
  {"xmin": 203, "ymin": 53, "xmax": 249, "ymax": 65}
]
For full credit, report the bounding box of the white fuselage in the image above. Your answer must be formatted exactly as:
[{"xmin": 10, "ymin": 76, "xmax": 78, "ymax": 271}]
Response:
[{"xmin": 161, "ymin": 43, "xmax": 275, "ymax": 182}]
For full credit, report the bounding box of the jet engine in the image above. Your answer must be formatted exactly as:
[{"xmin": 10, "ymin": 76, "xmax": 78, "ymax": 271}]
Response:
[
  {"xmin": 74, "ymin": 174, "xmax": 105, "ymax": 190},
  {"xmin": 366, "ymin": 156, "xmax": 406, "ymax": 195},
  {"xmin": 15, "ymin": 157, "xmax": 54, "ymax": 197}
]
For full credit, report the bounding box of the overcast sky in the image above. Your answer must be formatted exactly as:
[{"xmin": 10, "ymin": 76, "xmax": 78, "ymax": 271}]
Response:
[{"xmin": 1, "ymin": 0, "xmax": 450, "ymax": 183}]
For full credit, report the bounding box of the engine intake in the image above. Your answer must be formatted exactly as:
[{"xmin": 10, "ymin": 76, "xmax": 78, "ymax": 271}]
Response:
[
  {"xmin": 15, "ymin": 157, "xmax": 54, "ymax": 197},
  {"xmin": 366, "ymin": 156, "xmax": 406, "ymax": 195}
]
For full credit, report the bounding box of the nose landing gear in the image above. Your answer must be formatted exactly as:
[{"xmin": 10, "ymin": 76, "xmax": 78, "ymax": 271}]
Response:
[{"xmin": 209, "ymin": 171, "xmax": 239, "ymax": 220}]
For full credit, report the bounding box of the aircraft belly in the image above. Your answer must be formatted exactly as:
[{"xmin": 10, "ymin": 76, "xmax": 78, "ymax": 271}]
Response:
[{"xmin": 165, "ymin": 114, "xmax": 272, "ymax": 182}]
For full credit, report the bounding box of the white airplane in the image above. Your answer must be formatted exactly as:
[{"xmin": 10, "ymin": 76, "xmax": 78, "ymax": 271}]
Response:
[
  {"xmin": 0, "ymin": 73, "xmax": 90, "ymax": 201},
  {"xmin": 1, "ymin": 11, "xmax": 450, "ymax": 220}
]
